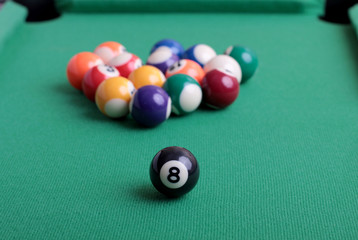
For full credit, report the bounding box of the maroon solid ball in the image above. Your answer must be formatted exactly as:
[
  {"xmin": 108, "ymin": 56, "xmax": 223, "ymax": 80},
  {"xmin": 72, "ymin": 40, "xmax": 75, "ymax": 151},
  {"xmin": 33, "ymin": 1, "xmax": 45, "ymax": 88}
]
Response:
[
  {"xmin": 201, "ymin": 68, "xmax": 239, "ymax": 109},
  {"xmin": 82, "ymin": 64, "xmax": 120, "ymax": 101}
]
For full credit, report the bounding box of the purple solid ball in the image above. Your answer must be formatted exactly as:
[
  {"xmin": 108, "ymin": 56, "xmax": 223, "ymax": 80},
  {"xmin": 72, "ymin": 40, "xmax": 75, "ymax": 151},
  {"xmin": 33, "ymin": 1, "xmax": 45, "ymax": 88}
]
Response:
[
  {"xmin": 129, "ymin": 85, "xmax": 172, "ymax": 127},
  {"xmin": 147, "ymin": 47, "xmax": 180, "ymax": 74}
]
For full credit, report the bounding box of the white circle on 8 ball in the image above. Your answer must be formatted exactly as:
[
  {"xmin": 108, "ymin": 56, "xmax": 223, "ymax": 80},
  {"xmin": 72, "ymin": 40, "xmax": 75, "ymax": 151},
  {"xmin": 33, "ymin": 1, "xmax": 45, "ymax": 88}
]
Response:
[{"xmin": 159, "ymin": 160, "xmax": 188, "ymax": 189}]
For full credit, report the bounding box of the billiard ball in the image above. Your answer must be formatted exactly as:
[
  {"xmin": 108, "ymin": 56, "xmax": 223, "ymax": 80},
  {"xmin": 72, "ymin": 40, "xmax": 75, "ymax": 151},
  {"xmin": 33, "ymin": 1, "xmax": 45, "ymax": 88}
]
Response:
[
  {"xmin": 82, "ymin": 64, "xmax": 120, "ymax": 101},
  {"xmin": 183, "ymin": 44, "xmax": 216, "ymax": 67},
  {"xmin": 94, "ymin": 41, "xmax": 126, "ymax": 63},
  {"xmin": 150, "ymin": 39, "xmax": 185, "ymax": 58},
  {"xmin": 224, "ymin": 45, "xmax": 258, "ymax": 83},
  {"xmin": 204, "ymin": 55, "xmax": 242, "ymax": 83},
  {"xmin": 95, "ymin": 77, "xmax": 135, "ymax": 118},
  {"xmin": 146, "ymin": 47, "xmax": 179, "ymax": 74},
  {"xmin": 129, "ymin": 85, "xmax": 171, "ymax": 127},
  {"xmin": 163, "ymin": 74, "xmax": 202, "ymax": 115},
  {"xmin": 128, "ymin": 65, "xmax": 166, "ymax": 89},
  {"xmin": 108, "ymin": 52, "xmax": 142, "ymax": 78},
  {"xmin": 165, "ymin": 59, "xmax": 205, "ymax": 85},
  {"xmin": 201, "ymin": 68, "xmax": 239, "ymax": 109},
  {"xmin": 66, "ymin": 52, "xmax": 103, "ymax": 90},
  {"xmin": 150, "ymin": 146, "xmax": 199, "ymax": 198}
]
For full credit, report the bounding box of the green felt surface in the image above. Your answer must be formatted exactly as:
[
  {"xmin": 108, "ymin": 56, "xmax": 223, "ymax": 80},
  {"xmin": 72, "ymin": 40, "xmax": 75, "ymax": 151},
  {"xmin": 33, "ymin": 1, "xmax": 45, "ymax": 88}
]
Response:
[
  {"xmin": 56, "ymin": 0, "xmax": 323, "ymax": 13},
  {"xmin": 0, "ymin": 1, "xmax": 26, "ymax": 53},
  {"xmin": 1, "ymin": 2, "xmax": 358, "ymax": 239}
]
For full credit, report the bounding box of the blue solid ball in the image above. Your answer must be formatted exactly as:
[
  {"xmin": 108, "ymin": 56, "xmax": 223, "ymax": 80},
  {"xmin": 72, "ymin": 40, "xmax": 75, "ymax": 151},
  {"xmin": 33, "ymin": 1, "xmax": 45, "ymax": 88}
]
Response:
[
  {"xmin": 150, "ymin": 39, "xmax": 185, "ymax": 58},
  {"xmin": 130, "ymin": 85, "xmax": 172, "ymax": 127}
]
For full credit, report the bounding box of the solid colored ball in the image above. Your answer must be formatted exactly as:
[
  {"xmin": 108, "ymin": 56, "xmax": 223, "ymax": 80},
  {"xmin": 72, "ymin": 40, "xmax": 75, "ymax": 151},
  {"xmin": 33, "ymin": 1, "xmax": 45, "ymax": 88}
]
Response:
[
  {"xmin": 128, "ymin": 65, "xmax": 166, "ymax": 89},
  {"xmin": 201, "ymin": 68, "xmax": 240, "ymax": 109},
  {"xmin": 94, "ymin": 41, "xmax": 126, "ymax": 64},
  {"xmin": 82, "ymin": 64, "xmax": 120, "ymax": 101},
  {"xmin": 66, "ymin": 52, "xmax": 103, "ymax": 90},
  {"xmin": 109, "ymin": 52, "xmax": 142, "ymax": 78},
  {"xmin": 163, "ymin": 74, "xmax": 202, "ymax": 115},
  {"xmin": 183, "ymin": 44, "xmax": 216, "ymax": 67},
  {"xmin": 150, "ymin": 146, "xmax": 199, "ymax": 198},
  {"xmin": 95, "ymin": 77, "xmax": 135, "ymax": 118},
  {"xmin": 204, "ymin": 55, "xmax": 242, "ymax": 83},
  {"xmin": 150, "ymin": 39, "xmax": 185, "ymax": 58},
  {"xmin": 224, "ymin": 45, "xmax": 258, "ymax": 83},
  {"xmin": 165, "ymin": 59, "xmax": 205, "ymax": 85},
  {"xmin": 147, "ymin": 47, "xmax": 179, "ymax": 74},
  {"xmin": 129, "ymin": 85, "xmax": 171, "ymax": 127}
]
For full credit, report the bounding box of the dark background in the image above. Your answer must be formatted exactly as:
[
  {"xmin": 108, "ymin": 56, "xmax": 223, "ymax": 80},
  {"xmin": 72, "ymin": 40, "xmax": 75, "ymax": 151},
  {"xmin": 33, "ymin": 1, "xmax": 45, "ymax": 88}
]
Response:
[{"xmin": 4, "ymin": 0, "xmax": 358, "ymax": 23}]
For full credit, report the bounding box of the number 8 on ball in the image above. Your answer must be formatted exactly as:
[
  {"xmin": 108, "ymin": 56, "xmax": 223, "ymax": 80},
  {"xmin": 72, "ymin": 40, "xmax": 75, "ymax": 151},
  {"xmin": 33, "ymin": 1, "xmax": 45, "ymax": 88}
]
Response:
[{"xmin": 150, "ymin": 146, "xmax": 199, "ymax": 198}]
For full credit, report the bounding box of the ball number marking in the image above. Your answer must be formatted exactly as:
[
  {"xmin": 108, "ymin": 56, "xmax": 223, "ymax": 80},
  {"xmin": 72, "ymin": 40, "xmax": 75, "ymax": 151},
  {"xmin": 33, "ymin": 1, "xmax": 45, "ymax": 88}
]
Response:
[
  {"xmin": 167, "ymin": 60, "xmax": 185, "ymax": 73},
  {"xmin": 167, "ymin": 167, "xmax": 180, "ymax": 183},
  {"xmin": 98, "ymin": 64, "xmax": 119, "ymax": 77},
  {"xmin": 159, "ymin": 160, "xmax": 188, "ymax": 189},
  {"xmin": 106, "ymin": 66, "xmax": 115, "ymax": 72},
  {"xmin": 127, "ymin": 81, "xmax": 135, "ymax": 96}
]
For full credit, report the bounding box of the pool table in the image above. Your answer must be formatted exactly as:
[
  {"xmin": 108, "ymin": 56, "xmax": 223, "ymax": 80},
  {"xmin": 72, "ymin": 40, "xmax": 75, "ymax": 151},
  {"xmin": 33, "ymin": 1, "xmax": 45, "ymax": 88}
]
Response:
[{"xmin": 1, "ymin": 1, "xmax": 358, "ymax": 239}]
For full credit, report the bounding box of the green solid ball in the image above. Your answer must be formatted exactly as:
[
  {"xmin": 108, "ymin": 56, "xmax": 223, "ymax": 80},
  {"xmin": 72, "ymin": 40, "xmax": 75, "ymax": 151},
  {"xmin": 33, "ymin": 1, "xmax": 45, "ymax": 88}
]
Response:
[
  {"xmin": 225, "ymin": 45, "xmax": 258, "ymax": 83},
  {"xmin": 163, "ymin": 74, "xmax": 202, "ymax": 115}
]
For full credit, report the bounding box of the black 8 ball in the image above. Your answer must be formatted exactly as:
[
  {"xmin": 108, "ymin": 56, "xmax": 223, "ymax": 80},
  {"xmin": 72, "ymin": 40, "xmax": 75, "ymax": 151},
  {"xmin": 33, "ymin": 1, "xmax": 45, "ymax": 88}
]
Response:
[{"xmin": 150, "ymin": 146, "xmax": 199, "ymax": 197}]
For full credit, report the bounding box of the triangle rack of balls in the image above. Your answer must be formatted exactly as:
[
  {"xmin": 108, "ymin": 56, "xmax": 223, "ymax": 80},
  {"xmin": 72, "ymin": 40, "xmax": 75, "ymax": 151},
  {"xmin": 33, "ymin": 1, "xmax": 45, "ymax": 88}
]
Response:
[{"xmin": 66, "ymin": 40, "xmax": 258, "ymax": 127}]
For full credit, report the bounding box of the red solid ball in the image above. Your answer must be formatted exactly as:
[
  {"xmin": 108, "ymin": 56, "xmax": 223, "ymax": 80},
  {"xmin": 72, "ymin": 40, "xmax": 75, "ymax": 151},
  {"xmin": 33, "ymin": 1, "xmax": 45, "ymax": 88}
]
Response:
[
  {"xmin": 201, "ymin": 68, "xmax": 239, "ymax": 109},
  {"xmin": 82, "ymin": 64, "xmax": 120, "ymax": 101}
]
